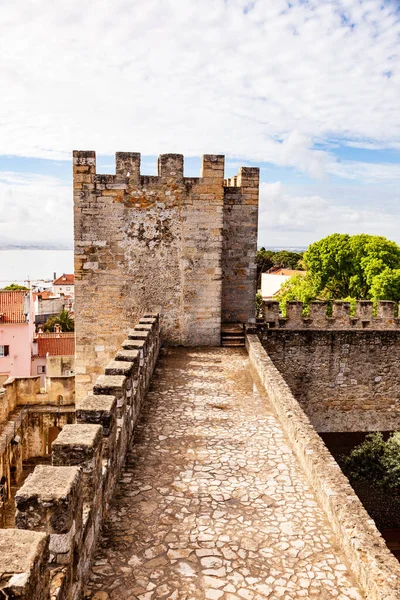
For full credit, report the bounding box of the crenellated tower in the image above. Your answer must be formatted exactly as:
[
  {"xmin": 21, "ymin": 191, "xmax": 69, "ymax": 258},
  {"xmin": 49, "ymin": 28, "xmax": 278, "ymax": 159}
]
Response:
[{"xmin": 73, "ymin": 151, "xmax": 259, "ymax": 397}]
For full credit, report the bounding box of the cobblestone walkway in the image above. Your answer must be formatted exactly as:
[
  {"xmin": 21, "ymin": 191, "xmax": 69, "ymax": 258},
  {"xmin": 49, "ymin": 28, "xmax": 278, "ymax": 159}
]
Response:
[{"xmin": 85, "ymin": 348, "xmax": 363, "ymax": 600}]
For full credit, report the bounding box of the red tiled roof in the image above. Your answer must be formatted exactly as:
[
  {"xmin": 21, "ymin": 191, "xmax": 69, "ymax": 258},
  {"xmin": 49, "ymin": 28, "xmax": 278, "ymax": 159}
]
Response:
[
  {"xmin": 0, "ymin": 291, "xmax": 28, "ymax": 324},
  {"xmin": 268, "ymin": 268, "xmax": 306, "ymax": 276},
  {"xmin": 37, "ymin": 333, "xmax": 75, "ymax": 357},
  {"xmin": 33, "ymin": 290, "xmax": 55, "ymax": 301},
  {"xmin": 53, "ymin": 274, "xmax": 75, "ymax": 286}
]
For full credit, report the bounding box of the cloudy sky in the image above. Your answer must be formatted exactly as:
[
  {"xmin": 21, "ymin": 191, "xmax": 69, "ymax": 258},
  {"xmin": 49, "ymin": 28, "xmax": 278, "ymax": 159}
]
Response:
[{"xmin": 0, "ymin": 0, "xmax": 399, "ymax": 249}]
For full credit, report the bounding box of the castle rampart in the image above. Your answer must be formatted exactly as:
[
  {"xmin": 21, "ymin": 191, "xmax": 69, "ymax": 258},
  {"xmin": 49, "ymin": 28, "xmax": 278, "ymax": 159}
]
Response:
[
  {"xmin": 74, "ymin": 151, "xmax": 259, "ymax": 397},
  {"xmin": 0, "ymin": 314, "xmax": 160, "ymax": 599}
]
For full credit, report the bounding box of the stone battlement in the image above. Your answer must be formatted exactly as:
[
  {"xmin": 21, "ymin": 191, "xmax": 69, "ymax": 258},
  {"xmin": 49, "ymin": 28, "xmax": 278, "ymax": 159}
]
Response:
[
  {"xmin": 73, "ymin": 150, "xmax": 259, "ymax": 193},
  {"xmin": 263, "ymin": 299, "xmax": 400, "ymax": 329},
  {"xmin": 0, "ymin": 314, "xmax": 160, "ymax": 599}
]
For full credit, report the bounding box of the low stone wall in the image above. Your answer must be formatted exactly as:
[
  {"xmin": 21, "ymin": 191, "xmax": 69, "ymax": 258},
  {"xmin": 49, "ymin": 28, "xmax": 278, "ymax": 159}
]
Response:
[
  {"xmin": 246, "ymin": 333, "xmax": 400, "ymax": 600},
  {"xmin": 0, "ymin": 314, "xmax": 160, "ymax": 600},
  {"xmin": 1, "ymin": 374, "xmax": 75, "ymax": 421},
  {"xmin": 45, "ymin": 375, "xmax": 75, "ymax": 404},
  {"xmin": 1, "ymin": 376, "xmax": 41, "ymax": 418}
]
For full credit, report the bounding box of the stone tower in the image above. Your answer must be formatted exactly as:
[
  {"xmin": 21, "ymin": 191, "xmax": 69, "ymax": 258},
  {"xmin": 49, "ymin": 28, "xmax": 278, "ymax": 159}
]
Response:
[{"xmin": 74, "ymin": 151, "xmax": 259, "ymax": 396}]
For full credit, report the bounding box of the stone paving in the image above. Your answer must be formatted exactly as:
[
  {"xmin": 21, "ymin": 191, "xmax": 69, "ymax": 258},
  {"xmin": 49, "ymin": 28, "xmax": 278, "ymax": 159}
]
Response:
[{"xmin": 85, "ymin": 347, "xmax": 363, "ymax": 600}]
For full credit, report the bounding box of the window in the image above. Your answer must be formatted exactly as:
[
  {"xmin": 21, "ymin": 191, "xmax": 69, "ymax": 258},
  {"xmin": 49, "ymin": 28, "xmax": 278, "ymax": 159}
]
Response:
[
  {"xmin": 37, "ymin": 365, "xmax": 46, "ymax": 374},
  {"xmin": 0, "ymin": 345, "xmax": 9, "ymax": 357},
  {"xmin": 66, "ymin": 287, "xmax": 70, "ymax": 291}
]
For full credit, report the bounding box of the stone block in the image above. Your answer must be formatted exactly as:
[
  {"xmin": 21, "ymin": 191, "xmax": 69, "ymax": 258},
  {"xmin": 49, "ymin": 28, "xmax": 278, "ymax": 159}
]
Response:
[
  {"xmin": 93, "ymin": 374, "xmax": 127, "ymax": 398},
  {"xmin": 76, "ymin": 395, "xmax": 117, "ymax": 437},
  {"xmin": 115, "ymin": 349, "xmax": 140, "ymax": 364},
  {"xmin": 0, "ymin": 529, "xmax": 49, "ymax": 599},
  {"xmin": 134, "ymin": 323, "xmax": 153, "ymax": 332},
  {"xmin": 127, "ymin": 329, "xmax": 150, "ymax": 341},
  {"xmin": 122, "ymin": 339, "xmax": 146, "ymax": 352},
  {"xmin": 105, "ymin": 360, "xmax": 133, "ymax": 377},
  {"xmin": 157, "ymin": 154, "xmax": 184, "ymax": 179},
  {"xmin": 52, "ymin": 424, "xmax": 103, "ymax": 505},
  {"xmin": 15, "ymin": 465, "xmax": 82, "ymax": 534}
]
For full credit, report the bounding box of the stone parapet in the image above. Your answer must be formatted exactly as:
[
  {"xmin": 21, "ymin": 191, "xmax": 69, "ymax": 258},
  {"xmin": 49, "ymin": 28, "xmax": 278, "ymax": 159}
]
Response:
[
  {"xmin": 3, "ymin": 313, "xmax": 161, "ymax": 599},
  {"xmin": 15, "ymin": 465, "xmax": 82, "ymax": 598},
  {"xmin": 263, "ymin": 300, "xmax": 400, "ymax": 329},
  {"xmin": 246, "ymin": 333, "xmax": 400, "ymax": 600},
  {"xmin": 0, "ymin": 529, "xmax": 49, "ymax": 599}
]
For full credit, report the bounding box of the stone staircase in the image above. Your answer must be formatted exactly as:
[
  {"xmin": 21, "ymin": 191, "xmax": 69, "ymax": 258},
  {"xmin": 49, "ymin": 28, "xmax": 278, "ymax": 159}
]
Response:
[{"xmin": 221, "ymin": 323, "xmax": 245, "ymax": 347}]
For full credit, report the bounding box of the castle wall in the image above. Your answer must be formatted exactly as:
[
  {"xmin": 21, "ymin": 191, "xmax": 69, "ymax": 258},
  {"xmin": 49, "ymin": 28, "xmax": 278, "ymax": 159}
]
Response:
[
  {"xmin": 3, "ymin": 314, "xmax": 161, "ymax": 599},
  {"xmin": 74, "ymin": 151, "xmax": 259, "ymax": 397},
  {"xmin": 260, "ymin": 328, "xmax": 400, "ymax": 432}
]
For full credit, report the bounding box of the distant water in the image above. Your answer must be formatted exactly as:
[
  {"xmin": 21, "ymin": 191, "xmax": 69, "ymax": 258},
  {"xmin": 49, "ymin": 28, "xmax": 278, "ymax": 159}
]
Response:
[{"xmin": 0, "ymin": 250, "xmax": 74, "ymax": 286}]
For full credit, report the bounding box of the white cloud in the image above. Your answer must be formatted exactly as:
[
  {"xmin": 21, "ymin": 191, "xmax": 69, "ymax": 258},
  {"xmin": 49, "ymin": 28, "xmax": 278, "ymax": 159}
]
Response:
[
  {"xmin": 259, "ymin": 180, "xmax": 400, "ymax": 246},
  {"xmin": 0, "ymin": 173, "xmax": 71, "ymax": 245},
  {"xmin": 0, "ymin": 0, "xmax": 399, "ymax": 179}
]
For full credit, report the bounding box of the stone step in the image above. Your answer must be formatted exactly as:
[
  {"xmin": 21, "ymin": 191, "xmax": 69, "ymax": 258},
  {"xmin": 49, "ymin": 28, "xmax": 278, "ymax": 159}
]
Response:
[
  {"xmin": 221, "ymin": 324, "xmax": 244, "ymax": 335},
  {"xmin": 221, "ymin": 340, "xmax": 245, "ymax": 347}
]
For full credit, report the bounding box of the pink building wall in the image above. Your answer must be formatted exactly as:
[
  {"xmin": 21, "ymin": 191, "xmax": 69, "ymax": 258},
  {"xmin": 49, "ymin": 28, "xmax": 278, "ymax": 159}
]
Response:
[{"xmin": 0, "ymin": 292, "xmax": 35, "ymax": 381}]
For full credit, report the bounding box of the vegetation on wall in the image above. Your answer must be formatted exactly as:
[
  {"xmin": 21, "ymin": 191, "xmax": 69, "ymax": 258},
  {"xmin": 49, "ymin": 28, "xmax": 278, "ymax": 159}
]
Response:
[
  {"xmin": 343, "ymin": 432, "xmax": 400, "ymax": 491},
  {"xmin": 43, "ymin": 309, "xmax": 75, "ymax": 332},
  {"xmin": 276, "ymin": 234, "xmax": 400, "ymax": 310},
  {"xmin": 255, "ymin": 290, "xmax": 263, "ymax": 319}
]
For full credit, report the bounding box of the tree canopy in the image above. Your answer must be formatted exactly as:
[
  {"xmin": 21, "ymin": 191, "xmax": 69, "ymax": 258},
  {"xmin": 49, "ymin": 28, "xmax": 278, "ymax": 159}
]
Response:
[
  {"xmin": 276, "ymin": 233, "xmax": 400, "ymax": 307},
  {"xmin": 256, "ymin": 248, "xmax": 304, "ymax": 286},
  {"xmin": 344, "ymin": 432, "xmax": 400, "ymax": 491},
  {"xmin": 2, "ymin": 283, "xmax": 29, "ymax": 291},
  {"xmin": 43, "ymin": 309, "xmax": 74, "ymax": 332}
]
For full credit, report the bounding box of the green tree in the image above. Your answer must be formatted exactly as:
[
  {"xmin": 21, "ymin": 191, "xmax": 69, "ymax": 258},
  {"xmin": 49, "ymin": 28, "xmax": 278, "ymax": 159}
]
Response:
[
  {"xmin": 256, "ymin": 248, "xmax": 304, "ymax": 287},
  {"xmin": 344, "ymin": 432, "xmax": 400, "ymax": 490},
  {"xmin": 43, "ymin": 309, "xmax": 74, "ymax": 332},
  {"xmin": 2, "ymin": 283, "xmax": 29, "ymax": 291},
  {"xmin": 276, "ymin": 274, "xmax": 318, "ymax": 315},
  {"xmin": 271, "ymin": 250, "xmax": 304, "ymax": 270},
  {"xmin": 343, "ymin": 433, "xmax": 386, "ymax": 483},
  {"xmin": 256, "ymin": 248, "xmax": 275, "ymax": 287},
  {"xmin": 276, "ymin": 233, "xmax": 400, "ymax": 309},
  {"xmin": 370, "ymin": 269, "xmax": 400, "ymax": 301}
]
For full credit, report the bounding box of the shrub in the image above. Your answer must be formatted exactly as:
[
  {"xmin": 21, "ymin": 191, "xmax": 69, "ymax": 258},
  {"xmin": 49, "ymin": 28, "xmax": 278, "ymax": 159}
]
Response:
[{"xmin": 344, "ymin": 432, "xmax": 400, "ymax": 490}]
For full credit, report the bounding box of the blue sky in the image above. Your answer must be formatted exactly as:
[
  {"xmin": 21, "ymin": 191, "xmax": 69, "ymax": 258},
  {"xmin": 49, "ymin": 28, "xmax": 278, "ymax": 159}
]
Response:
[{"xmin": 0, "ymin": 0, "xmax": 399, "ymax": 249}]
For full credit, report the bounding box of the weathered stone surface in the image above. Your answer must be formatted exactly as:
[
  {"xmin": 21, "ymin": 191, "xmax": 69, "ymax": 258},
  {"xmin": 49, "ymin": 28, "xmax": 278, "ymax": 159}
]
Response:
[
  {"xmin": 247, "ymin": 334, "xmax": 400, "ymax": 600},
  {"xmin": 15, "ymin": 465, "xmax": 81, "ymax": 533},
  {"xmin": 122, "ymin": 339, "xmax": 146, "ymax": 351},
  {"xmin": 52, "ymin": 424, "xmax": 103, "ymax": 504},
  {"xmin": 93, "ymin": 375, "xmax": 127, "ymax": 398},
  {"xmin": 263, "ymin": 299, "xmax": 400, "ymax": 329},
  {"xmin": 104, "ymin": 361, "xmax": 133, "ymax": 377},
  {"xmin": 261, "ymin": 329, "xmax": 400, "ymax": 431},
  {"xmin": 0, "ymin": 529, "xmax": 49, "ymax": 599},
  {"xmin": 73, "ymin": 151, "xmax": 259, "ymax": 397},
  {"xmin": 85, "ymin": 347, "xmax": 365, "ymax": 600},
  {"xmin": 76, "ymin": 395, "xmax": 117, "ymax": 436},
  {"xmin": 127, "ymin": 329, "xmax": 150, "ymax": 341},
  {"xmin": 222, "ymin": 169, "xmax": 259, "ymax": 324},
  {"xmin": 114, "ymin": 349, "xmax": 140, "ymax": 364}
]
